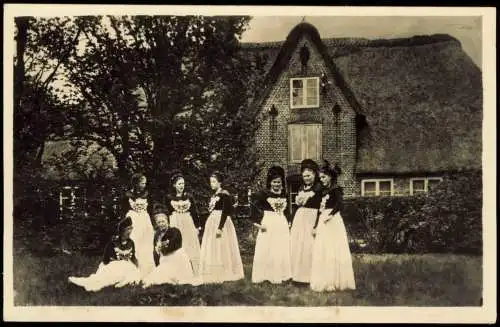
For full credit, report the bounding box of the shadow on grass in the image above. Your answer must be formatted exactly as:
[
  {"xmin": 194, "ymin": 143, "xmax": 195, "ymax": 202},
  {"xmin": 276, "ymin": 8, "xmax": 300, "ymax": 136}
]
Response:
[{"xmin": 13, "ymin": 251, "xmax": 482, "ymax": 306}]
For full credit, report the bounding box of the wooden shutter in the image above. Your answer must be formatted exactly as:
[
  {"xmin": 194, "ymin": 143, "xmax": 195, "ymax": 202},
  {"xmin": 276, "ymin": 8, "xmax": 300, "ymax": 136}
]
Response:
[
  {"xmin": 289, "ymin": 124, "xmax": 303, "ymax": 163},
  {"xmin": 289, "ymin": 124, "xmax": 321, "ymax": 162},
  {"xmin": 305, "ymin": 124, "xmax": 321, "ymax": 160}
]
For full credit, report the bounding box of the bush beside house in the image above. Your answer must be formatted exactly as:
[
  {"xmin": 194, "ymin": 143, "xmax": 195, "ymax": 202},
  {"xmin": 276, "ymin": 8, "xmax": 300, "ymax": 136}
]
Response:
[{"xmin": 343, "ymin": 170, "xmax": 482, "ymax": 254}]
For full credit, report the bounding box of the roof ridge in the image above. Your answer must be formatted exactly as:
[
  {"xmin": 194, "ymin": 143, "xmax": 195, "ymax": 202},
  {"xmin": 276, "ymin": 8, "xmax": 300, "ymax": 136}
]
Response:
[{"xmin": 240, "ymin": 33, "xmax": 460, "ymax": 49}]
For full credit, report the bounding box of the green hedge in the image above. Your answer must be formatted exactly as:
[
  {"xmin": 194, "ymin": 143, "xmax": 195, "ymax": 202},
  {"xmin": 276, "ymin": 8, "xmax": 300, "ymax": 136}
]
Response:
[{"xmin": 343, "ymin": 171, "xmax": 482, "ymax": 254}]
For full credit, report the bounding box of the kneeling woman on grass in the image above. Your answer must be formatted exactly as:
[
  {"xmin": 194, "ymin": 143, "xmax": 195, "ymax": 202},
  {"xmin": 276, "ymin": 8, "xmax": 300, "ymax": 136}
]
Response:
[
  {"xmin": 199, "ymin": 171, "xmax": 244, "ymax": 284},
  {"xmin": 68, "ymin": 217, "xmax": 141, "ymax": 292},
  {"xmin": 251, "ymin": 166, "xmax": 292, "ymax": 284},
  {"xmin": 142, "ymin": 209, "xmax": 200, "ymax": 287},
  {"xmin": 310, "ymin": 161, "xmax": 356, "ymax": 292}
]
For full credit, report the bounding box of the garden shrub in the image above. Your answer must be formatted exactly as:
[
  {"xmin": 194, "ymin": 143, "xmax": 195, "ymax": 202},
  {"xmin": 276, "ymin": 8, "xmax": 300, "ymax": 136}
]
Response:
[{"xmin": 342, "ymin": 170, "xmax": 482, "ymax": 254}]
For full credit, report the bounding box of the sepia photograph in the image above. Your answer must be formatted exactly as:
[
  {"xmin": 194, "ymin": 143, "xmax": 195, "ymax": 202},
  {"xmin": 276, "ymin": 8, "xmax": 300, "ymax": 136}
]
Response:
[{"xmin": 3, "ymin": 4, "xmax": 496, "ymax": 323}]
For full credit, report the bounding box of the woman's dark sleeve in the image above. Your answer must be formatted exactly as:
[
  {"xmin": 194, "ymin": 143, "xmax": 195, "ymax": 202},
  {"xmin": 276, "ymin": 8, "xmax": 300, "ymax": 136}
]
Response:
[
  {"xmin": 163, "ymin": 194, "xmax": 173, "ymax": 216},
  {"xmin": 189, "ymin": 195, "xmax": 201, "ymax": 228},
  {"xmin": 153, "ymin": 233, "xmax": 160, "ymax": 266},
  {"xmin": 313, "ymin": 210, "xmax": 321, "ymax": 229},
  {"xmin": 119, "ymin": 193, "xmax": 131, "ymax": 218},
  {"xmin": 313, "ymin": 189, "xmax": 323, "ymax": 209},
  {"xmin": 170, "ymin": 228, "xmax": 183, "ymax": 252},
  {"xmin": 217, "ymin": 193, "xmax": 234, "ymax": 230},
  {"xmin": 330, "ymin": 188, "xmax": 344, "ymax": 216},
  {"xmin": 160, "ymin": 229, "xmax": 183, "ymax": 256},
  {"xmin": 101, "ymin": 240, "xmax": 114, "ymax": 265},
  {"xmin": 284, "ymin": 194, "xmax": 292, "ymax": 224},
  {"xmin": 250, "ymin": 192, "xmax": 265, "ymax": 224}
]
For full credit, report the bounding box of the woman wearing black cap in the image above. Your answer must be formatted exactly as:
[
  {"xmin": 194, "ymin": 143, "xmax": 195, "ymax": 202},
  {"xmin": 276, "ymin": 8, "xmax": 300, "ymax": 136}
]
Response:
[
  {"xmin": 141, "ymin": 207, "xmax": 200, "ymax": 287},
  {"xmin": 251, "ymin": 166, "xmax": 292, "ymax": 284},
  {"xmin": 199, "ymin": 171, "xmax": 244, "ymax": 283},
  {"xmin": 290, "ymin": 159, "xmax": 323, "ymax": 284},
  {"xmin": 165, "ymin": 171, "xmax": 202, "ymax": 276},
  {"xmin": 68, "ymin": 217, "xmax": 141, "ymax": 292},
  {"xmin": 310, "ymin": 161, "xmax": 355, "ymax": 292}
]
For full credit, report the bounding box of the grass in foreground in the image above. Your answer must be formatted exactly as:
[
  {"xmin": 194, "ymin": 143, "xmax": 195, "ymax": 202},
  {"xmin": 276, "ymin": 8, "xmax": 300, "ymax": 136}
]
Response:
[{"xmin": 12, "ymin": 251, "xmax": 482, "ymax": 306}]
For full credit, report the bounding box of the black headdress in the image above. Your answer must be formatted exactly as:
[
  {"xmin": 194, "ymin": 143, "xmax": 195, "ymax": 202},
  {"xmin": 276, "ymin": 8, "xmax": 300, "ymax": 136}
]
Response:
[
  {"xmin": 170, "ymin": 170, "xmax": 184, "ymax": 186},
  {"xmin": 117, "ymin": 216, "xmax": 133, "ymax": 235},
  {"xmin": 300, "ymin": 159, "xmax": 319, "ymax": 173},
  {"xmin": 211, "ymin": 170, "xmax": 225, "ymax": 184},
  {"xmin": 151, "ymin": 204, "xmax": 168, "ymax": 217},
  {"xmin": 319, "ymin": 160, "xmax": 342, "ymax": 180},
  {"xmin": 266, "ymin": 166, "xmax": 286, "ymax": 190}
]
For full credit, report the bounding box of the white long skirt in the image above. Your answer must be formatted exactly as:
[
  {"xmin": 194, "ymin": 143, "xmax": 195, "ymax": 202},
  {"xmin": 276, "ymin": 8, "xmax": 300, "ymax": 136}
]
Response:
[
  {"xmin": 169, "ymin": 212, "xmax": 201, "ymax": 276},
  {"xmin": 142, "ymin": 248, "xmax": 201, "ymax": 287},
  {"xmin": 252, "ymin": 210, "xmax": 292, "ymax": 284},
  {"xmin": 127, "ymin": 210, "xmax": 155, "ymax": 277},
  {"xmin": 199, "ymin": 210, "xmax": 244, "ymax": 284},
  {"xmin": 310, "ymin": 210, "xmax": 356, "ymax": 292},
  {"xmin": 290, "ymin": 207, "xmax": 318, "ymax": 283},
  {"xmin": 68, "ymin": 260, "xmax": 141, "ymax": 292}
]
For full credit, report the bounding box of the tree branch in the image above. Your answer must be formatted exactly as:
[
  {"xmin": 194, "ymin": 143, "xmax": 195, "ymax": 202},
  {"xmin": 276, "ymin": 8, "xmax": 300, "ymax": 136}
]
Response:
[{"xmin": 41, "ymin": 26, "xmax": 82, "ymax": 90}]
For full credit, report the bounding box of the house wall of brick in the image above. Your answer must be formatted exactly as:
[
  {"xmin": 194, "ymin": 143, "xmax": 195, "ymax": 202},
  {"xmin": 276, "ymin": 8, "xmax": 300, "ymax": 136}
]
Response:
[{"xmin": 253, "ymin": 34, "xmax": 358, "ymax": 197}]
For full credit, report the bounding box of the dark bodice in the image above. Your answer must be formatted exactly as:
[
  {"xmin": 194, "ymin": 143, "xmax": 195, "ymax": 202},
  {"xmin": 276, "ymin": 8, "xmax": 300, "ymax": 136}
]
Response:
[
  {"xmin": 153, "ymin": 227, "xmax": 183, "ymax": 266},
  {"xmin": 165, "ymin": 193, "xmax": 200, "ymax": 227},
  {"xmin": 251, "ymin": 189, "xmax": 291, "ymax": 223},
  {"xmin": 208, "ymin": 190, "xmax": 234, "ymax": 230},
  {"xmin": 313, "ymin": 185, "xmax": 344, "ymax": 228},
  {"xmin": 102, "ymin": 238, "xmax": 137, "ymax": 265},
  {"xmin": 295, "ymin": 183, "xmax": 322, "ymax": 209}
]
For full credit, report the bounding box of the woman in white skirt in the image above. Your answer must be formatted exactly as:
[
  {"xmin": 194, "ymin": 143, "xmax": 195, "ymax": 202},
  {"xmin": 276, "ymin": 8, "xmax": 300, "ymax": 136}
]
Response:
[
  {"xmin": 310, "ymin": 161, "xmax": 356, "ymax": 292},
  {"xmin": 68, "ymin": 217, "xmax": 141, "ymax": 291},
  {"xmin": 290, "ymin": 159, "xmax": 323, "ymax": 285},
  {"xmin": 199, "ymin": 171, "xmax": 244, "ymax": 284},
  {"xmin": 124, "ymin": 174, "xmax": 156, "ymax": 278},
  {"xmin": 251, "ymin": 166, "xmax": 292, "ymax": 284},
  {"xmin": 165, "ymin": 172, "xmax": 202, "ymax": 276},
  {"xmin": 142, "ymin": 210, "xmax": 200, "ymax": 287}
]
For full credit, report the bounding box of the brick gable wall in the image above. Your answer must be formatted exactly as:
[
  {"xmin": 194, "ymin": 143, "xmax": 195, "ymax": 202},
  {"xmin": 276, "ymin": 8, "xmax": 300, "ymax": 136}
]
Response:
[{"xmin": 253, "ymin": 35, "xmax": 358, "ymax": 197}]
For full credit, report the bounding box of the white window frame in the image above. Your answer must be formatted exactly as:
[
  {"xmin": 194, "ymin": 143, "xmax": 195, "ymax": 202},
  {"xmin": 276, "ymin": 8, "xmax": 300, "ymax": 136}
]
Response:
[
  {"xmin": 361, "ymin": 179, "xmax": 394, "ymax": 197},
  {"xmin": 288, "ymin": 123, "xmax": 322, "ymax": 163},
  {"xmin": 410, "ymin": 177, "xmax": 443, "ymax": 195},
  {"xmin": 59, "ymin": 185, "xmax": 87, "ymax": 215},
  {"xmin": 290, "ymin": 77, "xmax": 320, "ymax": 109}
]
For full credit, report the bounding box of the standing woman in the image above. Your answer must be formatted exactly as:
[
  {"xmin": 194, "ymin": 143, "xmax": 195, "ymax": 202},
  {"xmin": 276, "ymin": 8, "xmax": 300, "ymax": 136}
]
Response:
[
  {"xmin": 251, "ymin": 166, "xmax": 292, "ymax": 284},
  {"xmin": 123, "ymin": 173, "xmax": 156, "ymax": 277},
  {"xmin": 290, "ymin": 159, "xmax": 322, "ymax": 284},
  {"xmin": 166, "ymin": 172, "xmax": 202, "ymax": 276},
  {"xmin": 199, "ymin": 171, "xmax": 244, "ymax": 283},
  {"xmin": 310, "ymin": 161, "xmax": 356, "ymax": 292}
]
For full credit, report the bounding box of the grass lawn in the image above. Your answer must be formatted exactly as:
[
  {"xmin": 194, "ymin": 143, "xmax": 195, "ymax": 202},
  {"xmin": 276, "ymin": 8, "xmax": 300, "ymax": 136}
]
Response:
[{"xmin": 12, "ymin": 250, "xmax": 482, "ymax": 306}]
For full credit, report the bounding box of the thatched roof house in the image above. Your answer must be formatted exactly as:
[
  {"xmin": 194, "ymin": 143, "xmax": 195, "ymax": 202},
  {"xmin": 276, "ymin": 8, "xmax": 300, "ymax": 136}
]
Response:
[
  {"xmin": 242, "ymin": 22, "xmax": 482, "ymax": 197},
  {"xmin": 41, "ymin": 140, "xmax": 117, "ymax": 181}
]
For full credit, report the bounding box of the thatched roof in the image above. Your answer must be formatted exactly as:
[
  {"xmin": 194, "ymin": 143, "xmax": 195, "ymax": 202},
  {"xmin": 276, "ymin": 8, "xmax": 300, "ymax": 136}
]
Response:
[
  {"xmin": 241, "ymin": 23, "xmax": 482, "ymax": 174},
  {"xmin": 41, "ymin": 140, "xmax": 117, "ymax": 180}
]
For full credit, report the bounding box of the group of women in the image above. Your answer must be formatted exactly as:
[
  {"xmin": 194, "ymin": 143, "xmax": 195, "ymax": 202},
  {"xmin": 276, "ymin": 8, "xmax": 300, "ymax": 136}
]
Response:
[{"xmin": 68, "ymin": 158, "xmax": 355, "ymax": 293}]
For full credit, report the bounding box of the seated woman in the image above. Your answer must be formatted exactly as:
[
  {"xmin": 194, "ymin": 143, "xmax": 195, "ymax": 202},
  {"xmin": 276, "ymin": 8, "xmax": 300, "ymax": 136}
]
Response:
[
  {"xmin": 68, "ymin": 217, "xmax": 141, "ymax": 292},
  {"xmin": 141, "ymin": 208, "xmax": 201, "ymax": 287}
]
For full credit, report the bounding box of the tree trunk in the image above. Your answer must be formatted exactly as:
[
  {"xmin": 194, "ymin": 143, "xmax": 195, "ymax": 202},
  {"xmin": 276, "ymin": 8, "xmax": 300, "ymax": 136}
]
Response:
[
  {"xmin": 117, "ymin": 118, "xmax": 130, "ymax": 183},
  {"xmin": 14, "ymin": 17, "xmax": 29, "ymax": 112}
]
